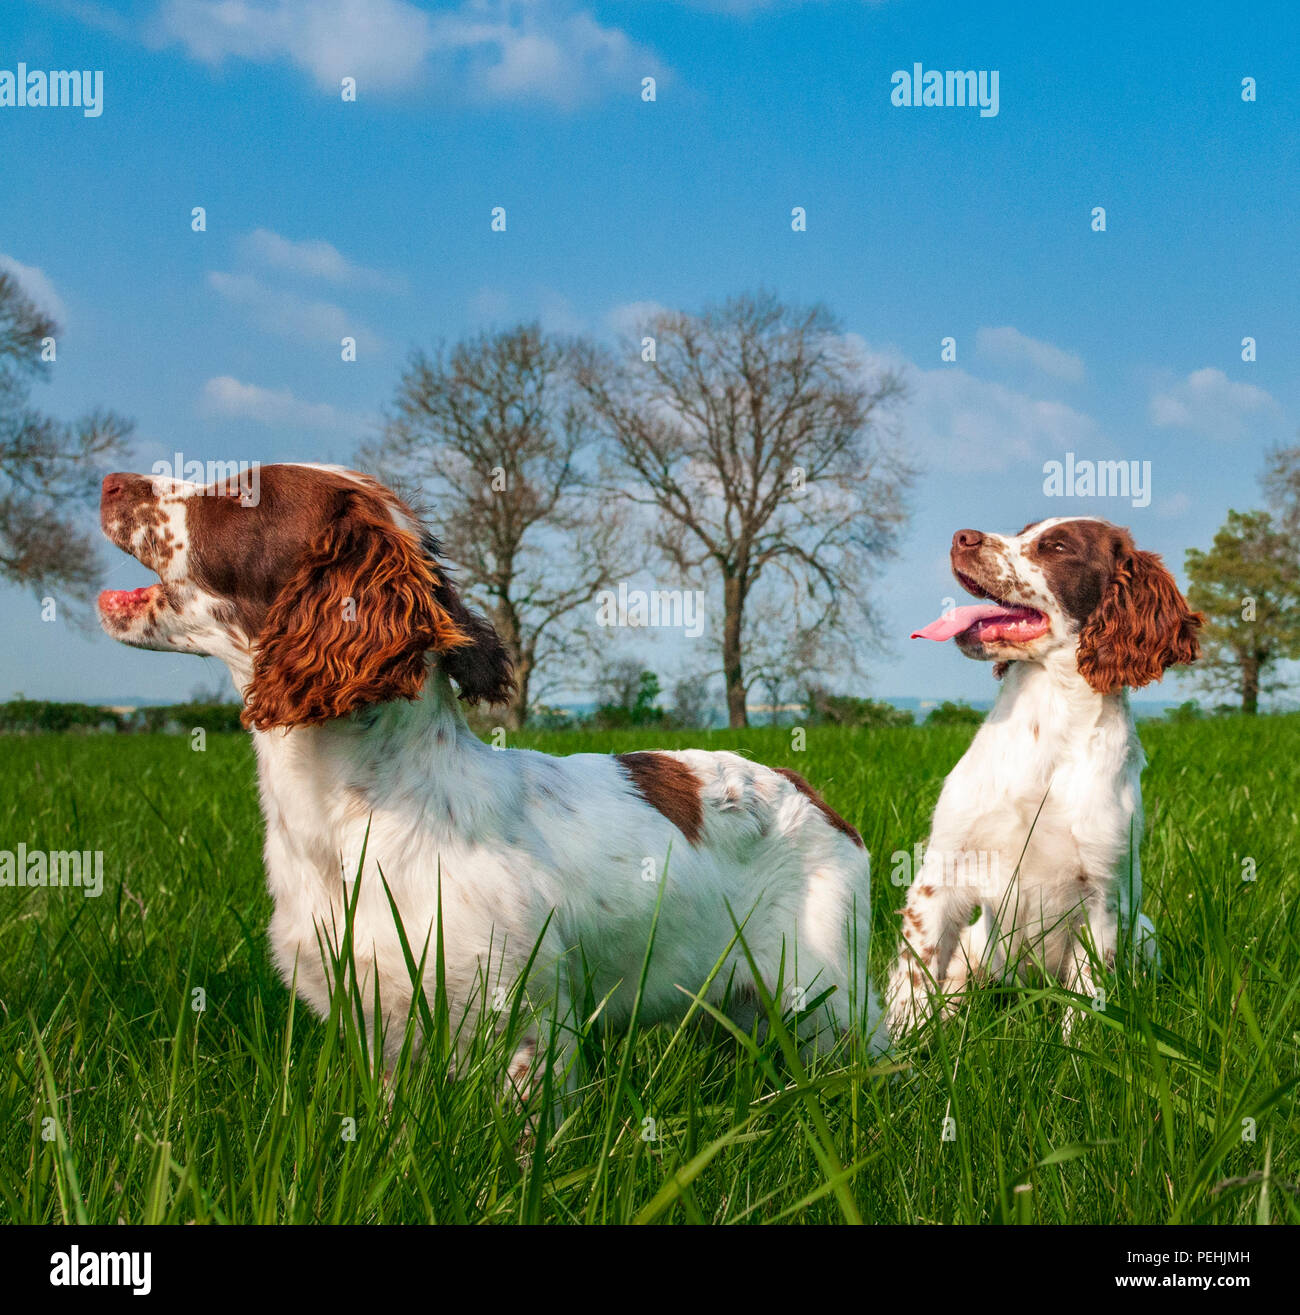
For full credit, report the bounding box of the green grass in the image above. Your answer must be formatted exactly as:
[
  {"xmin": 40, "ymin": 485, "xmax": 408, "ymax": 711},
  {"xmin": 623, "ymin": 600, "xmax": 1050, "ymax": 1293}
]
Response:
[{"xmin": 1, "ymin": 717, "xmax": 1297, "ymax": 1224}]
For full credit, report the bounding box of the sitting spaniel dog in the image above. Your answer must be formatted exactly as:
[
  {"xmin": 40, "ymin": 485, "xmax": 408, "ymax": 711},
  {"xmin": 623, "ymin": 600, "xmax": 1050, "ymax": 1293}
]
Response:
[
  {"xmin": 97, "ymin": 464, "xmax": 882, "ymax": 1095},
  {"xmin": 889, "ymin": 518, "xmax": 1201, "ymax": 1040}
]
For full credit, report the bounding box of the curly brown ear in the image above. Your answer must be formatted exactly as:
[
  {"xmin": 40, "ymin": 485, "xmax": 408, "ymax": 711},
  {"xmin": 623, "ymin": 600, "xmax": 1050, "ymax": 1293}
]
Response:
[
  {"xmin": 1077, "ymin": 547, "xmax": 1203, "ymax": 694},
  {"xmin": 243, "ymin": 490, "xmax": 472, "ymax": 730},
  {"xmin": 427, "ymin": 558, "xmax": 515, "ymax": 707}
]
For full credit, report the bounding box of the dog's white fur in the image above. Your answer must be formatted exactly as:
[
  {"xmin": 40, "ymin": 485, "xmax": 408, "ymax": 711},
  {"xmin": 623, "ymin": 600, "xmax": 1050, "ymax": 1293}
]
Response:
[
  {"xmin": 886, "ymin": 517, "xmax": 1198, "ymax": 1039},
  {"xmin": 253, "ymin": 685, "xmax": 878, "ymax": 1081},
  {"xmin": 99, "ymin": 465, "xmax": 882, "ymax": 1094}
]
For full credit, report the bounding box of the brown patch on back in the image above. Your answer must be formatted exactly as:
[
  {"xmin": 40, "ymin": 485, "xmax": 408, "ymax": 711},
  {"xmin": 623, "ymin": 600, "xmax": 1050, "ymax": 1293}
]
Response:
[
  {"xmin": 617, "ymin": 752, "xmax": 703, "ymax": 846},
  {"xmin": 772, "ymin": 767, "xmax": 864, "ymax": 848}
]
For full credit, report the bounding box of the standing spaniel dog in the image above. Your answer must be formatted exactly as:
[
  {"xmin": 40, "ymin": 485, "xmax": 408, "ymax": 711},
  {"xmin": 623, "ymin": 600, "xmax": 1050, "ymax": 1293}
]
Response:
[
  {"xmin": 98, "ymin": 464, "xmax": 882, "ymax": 1094},
  {"xmin": 889, "ymin": 517, "xmax": 1201, "ymax": 1039}
]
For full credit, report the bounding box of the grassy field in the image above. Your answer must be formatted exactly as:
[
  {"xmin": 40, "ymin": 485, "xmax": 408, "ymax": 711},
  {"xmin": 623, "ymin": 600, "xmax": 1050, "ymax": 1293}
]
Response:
[{"xmin": 1, "ymin": 717, "xmax": 1296, "ymax": 1225}]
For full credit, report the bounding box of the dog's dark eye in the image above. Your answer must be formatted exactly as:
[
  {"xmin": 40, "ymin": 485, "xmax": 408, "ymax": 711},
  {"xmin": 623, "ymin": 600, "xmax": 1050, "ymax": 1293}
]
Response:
[{"xmin": 1043, "ymin": 540, "xmax": 1066, "ymax": 552}]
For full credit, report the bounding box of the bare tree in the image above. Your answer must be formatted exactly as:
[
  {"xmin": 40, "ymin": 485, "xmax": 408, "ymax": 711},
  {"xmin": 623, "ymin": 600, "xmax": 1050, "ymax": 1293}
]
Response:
[
  {"xmin": 575, "ymin": 292, "xmax": 912, "ymax": 726},
  {"xmin": 1262, "ymin": 441, "xmax": 1300, "ymax": 541},
  {"xmin": 741, "ymin": 573, "xmax": 856, "ymax": 722},
  {"xmin": 362, "ymin": 324, "xmax": 628, "ymax": 727},
  {"xmin": 670, "ymin": 670, "xmax": 713, "ymax": 727},
  {"xmin": 0, "ymin": 271, "xmax": 132, "ymax": 601}
]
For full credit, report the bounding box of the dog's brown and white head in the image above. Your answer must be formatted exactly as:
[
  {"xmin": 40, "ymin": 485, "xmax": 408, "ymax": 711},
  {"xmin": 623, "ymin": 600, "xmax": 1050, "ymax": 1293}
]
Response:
[
  {"xmin": 912, "ymin": 517, "xmax": 1202, "ymax": 693},
  {"xmin": 98, "ymin": 464, "xmax": 513, "ymax": 729}
]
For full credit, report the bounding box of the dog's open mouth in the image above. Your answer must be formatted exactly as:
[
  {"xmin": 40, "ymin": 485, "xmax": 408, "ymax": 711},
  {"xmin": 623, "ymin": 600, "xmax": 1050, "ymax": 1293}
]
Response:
[
  {"xmin": 98, "ymin": 582, "xmax": 163, "ymax": 625},
  {"xmin": 912, "ymin": 571, "xmax": 1049, "ymax": 644}
]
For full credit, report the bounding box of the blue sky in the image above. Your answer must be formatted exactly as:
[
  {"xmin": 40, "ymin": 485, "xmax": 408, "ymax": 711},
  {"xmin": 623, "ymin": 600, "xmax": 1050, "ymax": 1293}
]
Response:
[{"xmin": 2, "ymin": 0, "xmax": 1297, "ymax": 708}]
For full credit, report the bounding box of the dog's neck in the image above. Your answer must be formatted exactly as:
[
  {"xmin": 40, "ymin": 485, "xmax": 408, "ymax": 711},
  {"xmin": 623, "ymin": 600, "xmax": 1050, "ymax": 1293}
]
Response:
[
  {"xmin": 990, "ymin": 653, "xmax": 1135, "ymax": 743},
  {"xmin": 247, "ymin": 670, "xmax": 505, "ymax": 880}
]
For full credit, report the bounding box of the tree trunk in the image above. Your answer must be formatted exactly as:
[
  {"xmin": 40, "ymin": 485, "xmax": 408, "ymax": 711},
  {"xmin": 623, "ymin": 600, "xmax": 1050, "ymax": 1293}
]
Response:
[
  {"xmin": 1242, "ymin": 654, "xmax": 1259, "ymax": 715},
  {"xmin": 493, "ymin": 600, "xmax": 529, "ymax": 730},
  {"xmin": 722, "ymin": 573, "xmax": 748, "ymax": 728},
  {"xmin": 507, "ymin": 663, "xmax": 530, "ymax": 730}
]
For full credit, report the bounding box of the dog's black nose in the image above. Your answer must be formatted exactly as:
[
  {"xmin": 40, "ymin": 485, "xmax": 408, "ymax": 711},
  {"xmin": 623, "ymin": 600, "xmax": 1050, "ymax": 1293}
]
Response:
[{"xmin": 953, "ymin": 529, "xmax": 983, "ymax": 551}]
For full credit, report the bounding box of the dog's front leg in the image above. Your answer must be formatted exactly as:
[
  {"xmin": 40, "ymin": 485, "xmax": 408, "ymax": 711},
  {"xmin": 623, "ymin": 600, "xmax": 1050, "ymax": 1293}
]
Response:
[
  {"xmin": 504, "ymin": 991, "xmax": 581, "ymax": 1144},
  {"xmin": 886, "ymin": 866, "xmax": 977, "ymax": 1039},
  {"xmin": 1061, "ymin": 889, "xmax": 1119, "ymax": 1040}
]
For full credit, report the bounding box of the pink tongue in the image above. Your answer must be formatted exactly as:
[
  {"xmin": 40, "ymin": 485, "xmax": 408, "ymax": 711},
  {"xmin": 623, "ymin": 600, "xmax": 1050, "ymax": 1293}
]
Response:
[{"xmin": 912, "ymin": 604, "xmax": 1034, "ymax": 641}]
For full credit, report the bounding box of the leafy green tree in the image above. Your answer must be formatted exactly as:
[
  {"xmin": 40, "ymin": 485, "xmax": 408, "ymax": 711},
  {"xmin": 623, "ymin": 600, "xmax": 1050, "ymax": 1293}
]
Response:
[
  {"xmin": 593, "ymin": 662, "xmax": 665, "ymax": 728},
  {"xmin": 804, "ymin": 686, "xmax": 913, "ymax": 727},
  {"xmin": 1163, "ymin": 699, "xmax": 1203, "ymax": 723},
  {"xmin": 926, "ymin": 700, "xmax": 984, "ymax": 727},
  {"xmin": 1184, "ymin": 509, "xmax": 1300, "ymax": 714}
]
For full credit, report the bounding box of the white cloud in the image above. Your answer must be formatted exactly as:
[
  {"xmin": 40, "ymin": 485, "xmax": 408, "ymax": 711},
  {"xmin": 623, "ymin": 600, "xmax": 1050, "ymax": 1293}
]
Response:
[
  {"xmin": 53, "ymin": 1, "xmax": 137, "ymax": 39},
  {"xmin": 200, "ymin": 375, "xmax": 374, "ymax": 435},
  {"xmin": 156, "ymin": 0, "xmax": 433, "ymax": 90},
  {"xmin": 153, "ymin": 0, "xmax": 664, "ymax": 105},
  {"xmin": 537, "ymin": 289, "xmax": 585, "ymax": 334},
  {"xmin": 240, "ymin": 228, "xmax": 404, "ymax": 292},
  {"xmin": 467, "ymin": 286, "xmax": 618, "ymax": 332},
  {"xmin": 468, "ymin": 286, "xmax": 512, "ymax": 323},
  {"xmin": 207, "ymin": 270, "xmax": 382, "ymax": 351},
  {"xmin": 584, "ymin": 318, "xmax": 1100, "ymax": 473},
  {"xmin": 605, "ymin": 299, "xmax": 671, "ymax": 339},
  {"xmin": 668, "ymin": 0, "xmax": 836, "ymax": 10},
  {"xmin": 975, "ymin": 325, "xmax": 1084, "ymax": 383},
  {"xmin": 850, "ymin": 339, "xmax": 1101, "ymax": 473},
  {"xmin": 0, "ymin": 254, "xmax": 69, "ymax": 325},
  {"xmin": 1149, "ymin": 367, "xmax": 1279, "ymax": 441},
  {"xmin": 430, "ymin": 4, "xmax": 662, "ymax": 108}
]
